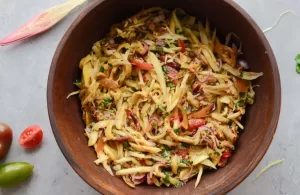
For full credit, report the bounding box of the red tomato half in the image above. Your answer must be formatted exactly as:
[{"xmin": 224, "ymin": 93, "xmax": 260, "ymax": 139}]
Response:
[
  {"xmin": 129, "ymin": 58, "xmax": 153, "ymax": 70},
  {"xmin": 178, "ymin": 39, "xmax": 186, "ymax": 53},
  {"xmin": 188, "ymin": 119, "xmax": 205, "ymax": 131},
  {"xmin": 19, "ymin": 125, "xmax": 43, "ymax": 149}
]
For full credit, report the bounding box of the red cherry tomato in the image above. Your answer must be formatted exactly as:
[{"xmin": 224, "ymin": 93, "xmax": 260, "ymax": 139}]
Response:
[
  {"xmin": 128, "ymin": 58, "xmax": 153, "ymax": 70},
  {"xmin": 178, "ymin": 39, "xmax": 186, "ymax": 53},
  {"xmin": 222, "ymin": 152, "xmax": 232, "ymax": 158},
  {"xmin": 187, "ymin": 119, "xmax": 205, "ymax": 131},
  {"xmin": 19, "ymin": 125, "xmax": 43, "ymax": 149}
]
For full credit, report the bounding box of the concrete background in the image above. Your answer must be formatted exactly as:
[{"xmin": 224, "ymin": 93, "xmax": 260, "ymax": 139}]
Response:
[{"xmin": 0, "ymin": 0, "xmax": 299, "ymax": 194}]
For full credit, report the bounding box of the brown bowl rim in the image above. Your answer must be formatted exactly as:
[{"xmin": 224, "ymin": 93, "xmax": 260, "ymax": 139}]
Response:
[{"xmin": 47, "ymin": 0, "xmax": 281, "ymax": 194}]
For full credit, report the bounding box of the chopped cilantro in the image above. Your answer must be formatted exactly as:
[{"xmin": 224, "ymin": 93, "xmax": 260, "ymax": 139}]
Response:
[
  {"xmin": 235, "ymin": 101, "xmax": 245, "ymax": 107},
  {"xmin": 174, "ymin": 181, "xmax": 185, "ymax": 188},
  {"xmin": 163, "ymin": 174, "xmax": 170, "ymax": 185},
  {"xmin": 181, "ymin": 158, "xmax": 191, "ymax": 165},
  {"xmin": 158, "ymin": 105, "xmax": 167, "ymax": 113},
  {"xmin": 108, "ymin": 63, "xmax": 112, "ymax": 67},
  {"xmin": 161, "ymin": 147, "xmax": 171, "ymax": 158},
  {"xmin": 240, "ymin": 71, "xmax": 244, "ymax": 78},
  {"xmin": 103, "ymin": 97, "xmax": 112, "ymax": 106},
  {"xmin": 156, "ymin": 46, "xmax": 164, "ymax": 51},
  {"xmin": 178, "ymin": 31, "xmax": 185, "ymax": 35},
  {"xmin": 174, "ymin": 128, "xmax": 180, "ymax": 135},
  {"xmin": 208, "ymin": 153, "xmax": 212, "ymax": 157},
  {"xmin": 228, "ymin": 119, "xmax": 233, "ymax": 126},
  {"xmin": 100, "ymin": 66, "xmax": 104, "ymax": 72},
  {"xmin": 162, "ymin": 66, "xmax": 168, "ymax": 74},
  {"xmin": 214, "ymin": 151, "xmax": 220, "ymax": 156},
  {"xmin": 167, "ymin": 82, "xmax": 175, "ymax": 87}
]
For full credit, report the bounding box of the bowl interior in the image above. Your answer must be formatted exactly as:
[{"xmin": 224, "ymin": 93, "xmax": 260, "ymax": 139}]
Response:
[{"xmin": 47, "ymin": 0, "xmax": 281, "ymax": 194}]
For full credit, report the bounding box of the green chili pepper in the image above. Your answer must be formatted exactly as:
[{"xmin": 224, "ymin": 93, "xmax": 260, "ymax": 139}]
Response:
[{"xmin": 0, "ymin": 162, "xmax": 34, "ymax": 187}]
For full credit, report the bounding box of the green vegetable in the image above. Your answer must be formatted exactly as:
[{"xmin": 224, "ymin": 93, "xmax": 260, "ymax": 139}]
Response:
[
  {"xmin": 181, "ymin": 158, "xmax": 191, "ymax": 165},
  {"xmin": 156, "ymin": 46, "xmax": 163, "ymax": 51},
  {"xmin": 162, "ymin": 66, "xmax": 168, "ymax": 74},
  {"xmin": 178, "ymin": 31, "xmax": 185, "ymax": 35},
  {"xmin": 296, "ymin": 54, "xmax": 300, "ymax": 74},
  {"xmin": 100, "ymin": 66, "xmax": 104, "ymax": 72},
  {"xmin": 74, "ymin": 79, "xmax": 81, "ymax": 85},
  {"xmin": 167, "ymin": 82, "xmax": 175, "ymax": 87},
  {"xmin": 0, "ymin": 162, "xmax": 34, "ymax": 187},
  {"xmin": 158, "ymin": 105, "xmax": 167, "ymax": 113},
  {"xmin": 103, "ymin": 97, "xmax": 112, "ymax": 107},
  {"xmin": 228, "ymin": 119, "xmax": 233, "ymax": 126},
  {"xmin": 235, "ymin": 101, "xmax": 245, "ymax": 107},
  {"xmin": 174, "ymin": 128, "xmax": 180, "ymax": 135},
  {"xmin": 108, "ymin": 63, "xmax": 112, "ymax": 67},
  {"xmin": 240, "ymin": 72, "xmax": 244, "ymax": 78},
  {"xmin": 161, "ymin": 147, "xmax": 171, "ymax": 158},
  {"xmin": 214, "ymin": 151, "xmax": 220, "ymax": 156}
]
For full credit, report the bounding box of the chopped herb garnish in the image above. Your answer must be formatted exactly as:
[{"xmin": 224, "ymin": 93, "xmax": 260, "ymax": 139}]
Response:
[
  {"xmin": 214, "ymin": 151, "xmax": 220, "ymax": 156},
  {"xmin": 204, "ymin": 130, "xmax": 209, "ymax": 133},
  {"xmin": 296, "ymin": 54, "xmax": 300, "ymax": 74},
  {"xmin": 178, "ymin": 31, "xmax": 185, "ymax": 35},
  {"xmin": 182, "ymin": 158, "xmax": 191, "ymax": 165},
  {"xmin": 123, "ymin": 141, "xmax": 130, "ymax": 148},
  {"xmin": 74, "ymin": 79, "xmax": 81, "ymax": 85},
  {"xmin": 161, "ymin": 148, "xmax": 171, "ymax": 158},
  {"xmin": 108, "ymin": 63, "xmax": 112, "ymax": 67},
  {"xmin": 100, "ymin": 66, "xmax": 104, "ymax": 72},
  {"xmin": 163, "ymin": 173, "xmax": 170, "ymax": 185},
  {"xmin": 174, "ymin": 128, "xmax": 180, "ymax": 135},
  {"xmin": 240, "ymin": 71, "xmax": 244, "ymax": 78},
  {"xmin": 156, "ymin": 46, "xmax": 164, "ymax": 51},
  {"xmin": 228, "ymin": 119, "xmax": 233, "ymax": 126},
  {"xmin": 167, "ymin": 82, "xmax": 175, "ymax": 87},
  {"xmin": 235, "ymin": 101, "xmax": 245, "ymax": 107},
  {"xmin": 103, "ymin": 97, "xmax": 112, "ymax": 106},
  {"xmin": 162, "ymin": 66, "xmax": 168, "ymax": 74},
  {"xmin": 174, "ymin": 181, "xmax": 185, "ymax": 188},
  {"xmin": 158, "ymin": 105, "xmax": 167, "ymax": 113},
  {"xmin": 208, "ymin": 153, "xmax": 212, "ymax": 157}
]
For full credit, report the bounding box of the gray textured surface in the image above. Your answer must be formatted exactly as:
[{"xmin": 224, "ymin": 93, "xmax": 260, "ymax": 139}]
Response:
[{"xmin": 0, "ymin": 0, "xmax": 299, "ymax": 194}]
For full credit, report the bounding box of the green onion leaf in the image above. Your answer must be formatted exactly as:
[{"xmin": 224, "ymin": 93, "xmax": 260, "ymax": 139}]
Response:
[
  {"xmin": 156, "ymin": 46, "xmax": 164, "ymax": 51},
  {"xmin": 167, "ymin": 82, "xmax": 175, "ymax": 87},
  {"xmin": 162, "ymin": 66, "xmax": 168, "ymax": 74},
  {"xmin": 100, "ymin": 66, "xmax": 104, "ymax": 72},
  {"xmin": 174, "ymin": 128, "xmax": 180, "ymax": 135}
]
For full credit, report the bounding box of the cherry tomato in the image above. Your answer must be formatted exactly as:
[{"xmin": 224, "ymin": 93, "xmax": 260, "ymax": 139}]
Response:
[
  {"xmin": 0, "ymin": 123, "xmax": 13, "ymax": 160},
  {"xmin": 187, "ymin": 119, "xmax": 205, "ymax": 131},
  {"xmin": 19, "ymin": 125, "xmax": 43, "ymax": 149},
  {"xmin": 222, "ymin": 152, "xmax": 232, "ymax": 158},
  {"xmin": 178, "ymin": 39, "xmax": 186, "ymax": 53},
  {"xmin": 128, "ymin": 58, "xmax": 153, "ymax": 70}
]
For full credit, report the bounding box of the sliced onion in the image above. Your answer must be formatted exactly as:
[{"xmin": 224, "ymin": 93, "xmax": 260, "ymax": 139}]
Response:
[
  {"xmin": 182, "ymin": 166, "xmax": 193, "ymax": 180},
  {"xmin": 217, "ymin": 59, "xmax": 223, "ymax": 69},
  {"xmin": 109, "ymin": 38, "xmax": 115, "ymax": 44},
  {"xmin": 152, "ymin": 15, "xmax": 165, "ymax": 23},
  {"xmin": 140, "ymin": 42, "xmax": 149, "ymax": 57},
  {"xmin": 225, "ymin": 32, "xmax": 242, "ymax": 51},
  {"xmin": 156, "ymin": 39, "xmax": 165, "ymax": 46},
  {"xmin": 166, "ymin": 62, "xmax": 181, "ymax": 71},
  {"xmin": 237, "ymin": 59, "xmax": 249, "ymax": 69},
  {"xmin": 195, "ymin": 71, "xmax": 210, "ymax": 83}
]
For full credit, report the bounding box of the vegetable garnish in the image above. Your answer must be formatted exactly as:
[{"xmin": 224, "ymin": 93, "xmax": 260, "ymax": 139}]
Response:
[
  {"xmin": 69, "ymin": 7, "xmax": 263, "ymax": 188},
  {"xmin": 0, "ymin": 0, "xmax": 88, "ymax": 46},
  {"xmin": 263, "ymin": 10, "xmax": 296, "ymax": 33},
  {"xmin": 255, "ymin": 159, "xmax": 284, "ymax": 179},
  {"xmin": 295, "ymin": 54, "xmax": 300, "ymax": 74},
  {"xmin": 0, "ymin": 123, "xmax": 13, "ymax": 160},
  {"xmin": 0, "ymin": 162, "xmax": 34, "ymax": 187},
  {"xmin": 19, "ymin": 125, "xmax": 43, "ymax": 149}
]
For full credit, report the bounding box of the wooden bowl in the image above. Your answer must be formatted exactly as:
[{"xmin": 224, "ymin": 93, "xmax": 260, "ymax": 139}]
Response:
[{"xmin": 47, "ymin": 0, "xmax": 281, "ymax": 194}]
